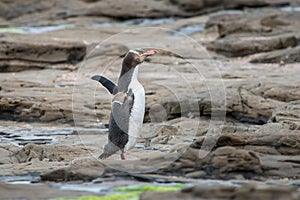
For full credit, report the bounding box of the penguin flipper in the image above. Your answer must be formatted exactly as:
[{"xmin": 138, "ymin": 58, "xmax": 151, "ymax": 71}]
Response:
[
  {"xmin": 110, "ymin": 90, "xmax": 134, "ymax": 137},
  {"xmin": 91, "ymin": 75, "xmax": 118, "ymax": 95},
  {"xmin": 99, "ymin": 90, "xmax": 135, "ymax": 159}
]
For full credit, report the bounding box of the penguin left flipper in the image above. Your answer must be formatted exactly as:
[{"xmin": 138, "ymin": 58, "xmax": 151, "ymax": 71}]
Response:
[{"xmin": 91, "ymin": 75, "xmax": 118, "ymax": 95}]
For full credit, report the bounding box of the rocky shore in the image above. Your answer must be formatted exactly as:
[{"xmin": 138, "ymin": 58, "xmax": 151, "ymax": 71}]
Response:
[{"xmin": 0, "ymin": 0, "xmax": 300, "ymax": 199}]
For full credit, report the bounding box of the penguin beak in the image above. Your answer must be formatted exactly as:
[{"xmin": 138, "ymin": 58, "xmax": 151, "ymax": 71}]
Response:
[{"xmin": 142, "ymin": 50, "xmax": 158, "ymax": 56}]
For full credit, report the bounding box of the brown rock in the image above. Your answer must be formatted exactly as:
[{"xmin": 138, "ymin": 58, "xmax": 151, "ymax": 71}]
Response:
[
  {"xmin": 87, "ymin": 43, "xmax": 129, "ymax": 59},
  {"xmin": 244, "ymin": 145, "xmax": 280, "ymax": 155},
  {"xmin": 14, "ymin": 144, "xmax": 89, "ymax": 163},
  {"xmin": 207, "ymin": 33, "xmax": 297, "ymax": 57},
  {"xmin": 185, "ymin": 170, "xmax": 206, "ymax": 178},
  {"xmin": 270, "ymin": 101, "xmax": 300, "ymax": 129},
  {"xmin": 210, "ymin": 146, "xmax": 262, "ymax": 177},
  {"xmin": 193, "ymin": 128, "xmax": 300, "ymax": 155},
  {"xmin": 140, "ymin": 191, "xmax": 193, "ymax": 200},
  {"xmin": 249, "ymin": 82, "xmax": 300, "ymax": 103},
  {"xmin": 191, "ymin": 185, "xmax": 236, "ymax": 199},
  {"xmin": 206, "ymin": 10, "xmax": 300, "ymax": 62},
  {"xmin": 227, "ymin": 87, "xmax": 284, "ymax": 123},
  {"xmin": 141, "ymin": 184, "xmax": 300, "ymax": 200},
  {"xmin": 250, "ymin": 45, "xmax": 300, "ymax": 63},
  {"xmin": 0, "ymin": 37, "xmax": 86, "ymax": 72},
  {"xmin": 0, "ymin": 0, "xmax": 293, "ymax": 25},
  {"xmin": 41, "ymin": 158, "xmax": 105, "ymax": 181},
  {"xmin": 0, "ymin": 94, "xmax": 81, "ymax": 123},
  {"xmin": 216, "ymin": 133, "xmax": 244, "ymax": 146},
  {"xmin": 234, "ymin": 184, "xmax": 300, "ymax": 200},
  {"xmin": 0, "ymin": 182, "xmax": 96, "ymax": 200},
  {"xmin": 0, "ymin": 146, "xmax": 12, "ymax": 164}
]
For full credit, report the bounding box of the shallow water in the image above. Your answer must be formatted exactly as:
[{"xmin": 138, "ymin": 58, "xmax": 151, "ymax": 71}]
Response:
[
  {"xmin": 176, "ymin": 23, "xmax": 205, "ymax": 35},
  {"xmin": 92, "ymin": 17, "xmax": 176, "ymax": 28},
  {"xmin": 0, "ymin": 173, "xmax": 40, "ymax": 184},
  {"xmin": 1, "ymin": 173, "xmax": 299, "ymax": 195},
  {"xmin": 279, "ymin": 6, "xmax": 300, "ymax": 12},
  {"xmin": 0, "ymin": 126, "xmax": 75, "ymax": 145},
  {"xmin": 0, "ymin": 24, "xmax": 75, "ymax": 34},
  {"xmin": 0, "ymin": 17, "xmax": 205, "ymax": 36}
]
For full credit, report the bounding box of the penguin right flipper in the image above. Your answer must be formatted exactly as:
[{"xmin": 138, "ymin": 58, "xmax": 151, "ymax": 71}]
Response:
[
  {"xmin": 91, "ymin": 75, "xmax": 118, "ymax": 95},
  {"xmin": 99, "ymin": 90, "xmax": 134, "ymax": 159}
]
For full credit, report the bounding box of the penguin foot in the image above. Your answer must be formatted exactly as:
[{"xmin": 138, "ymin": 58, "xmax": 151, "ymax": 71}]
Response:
[{"xmin": 120, "ymin": 152, "xmax": 128, "ymax": 160}]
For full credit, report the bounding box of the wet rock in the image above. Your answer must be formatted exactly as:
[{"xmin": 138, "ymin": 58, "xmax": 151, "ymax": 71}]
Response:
[
  {"xmin": 216, "ymin": 134, "xmax": 245, "ymax": 146},
  {"xmin": 140, "ymin": 191, "xmax": 192, "ymax": 200},
  {"xmin": 208, "ymin": 146, "xmax": 262, "ymax": 179},
  {"xmin": 0, "ymin": 97, "xmax": 34, "ymax": 121},
  {"xmin": 206, "ymin": 11, "xmax": 300, "ymax": 62},
  {"xmin": 142, "ymin": 124, "xmax": 178, "ymax": 147},
  {"xmin": 249, "ymin": 82, "xmax": 300, "ymax": 103},
  {"xmin": 192, "ymin": 128, "xmax": 300, "ymax": 155},
  {"xmin": 0, "ymin": 182, "xmax": 95, "ymax": 200},
  {"xmin": 167, "ymin": 146, "xmax": 262, "ymax": 179},
  {"xmin": 191, "ymin": 184, "xmax": 300, "ymax": 200},
  {"xmin": 0, "ymin": 146, "xmax": 12, "ymax": 164},
  {"xmin": 0, "ymin": 1, "xmax": 53, "ymax": 20},
  {"xmin": 207, "ymin": 33, "xmax": 297, "ymax": 57},
  {"xmin": 14, "ymin": 144, "xmax": 89, "ymax": 163},
  {"xmin": 0, "ymin": 96, "xmax": 72, "ymax": 122},
  {"xmin": 220, "ymin": 123, "xmax": 259, "ymax": 133},
  {"xmin": 41, "ymin": 158, "xmax": 106, "ymax": 181},
  {"xmin": 270, "ymin": 101, "xmax": 300, "ymax": 130},
  {"xmin": 250, "ymin": 45, "xmax": 300, "ymax": 64},
  {"xmin": 185, "ymin": 170, "xmax": 206, "ymax": 178},
  {"xmin": 141, "ymin": 184, "xmax": 300, "ymax": 200},
  {"xmin": 260, "ymin": 154, "xmax": 300, "ymax": 179},
  {"xmin": 226, "ymin": 87, "xmax": 284, "ymax": 123},
  {"xmin": 244, "ymin": 145, "xmax": 280, "ymax": 155},
  {"xmin": 148, "ymin": 103, "xmax": 168, "ymax": 122},
  {"xmin": 160, "ymin": 85, "xmax": 285, "ymax": 124},
  {"xmin": 206, "ymin": 11, "xmax": 294, "ymax": 37},
  {"xmin": 87, "ymin": 43, "xmax": 129, "ymax": 59},
  {"xmin": 169, "ymin": 125, "xmax": 300, "ymax": 179},
  {"xmin": 0, "ymin": 37, "xmax": 86, "ymax": 72},
  {"xmin": 78, "ymin": 0, "xmax": 293, "ymax": 20},
  {"xmin": 0, "ymin": 0, "xmax": 294, "ymax": 26}
]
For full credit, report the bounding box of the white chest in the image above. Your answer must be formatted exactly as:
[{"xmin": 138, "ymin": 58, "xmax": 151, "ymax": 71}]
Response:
[{"xmin": 125, "ymin": 66, "xmax": 145, "ymax": 150}]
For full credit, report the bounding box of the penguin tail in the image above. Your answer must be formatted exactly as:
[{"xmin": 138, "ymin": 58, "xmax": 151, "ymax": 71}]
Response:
[{"xmin": 91, "ymin": 75, "xmax": 118, "ymax": 95}]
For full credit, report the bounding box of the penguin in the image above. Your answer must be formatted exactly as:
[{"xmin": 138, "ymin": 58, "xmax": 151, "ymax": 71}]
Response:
[{"xmin": 92, "ymin": 48, "xmax": 157, "ymax": 160}]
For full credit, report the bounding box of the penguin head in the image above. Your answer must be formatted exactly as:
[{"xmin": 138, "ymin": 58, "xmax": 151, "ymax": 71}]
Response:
[{"xmin": 123, "ymin": 48, "xmax": 158, "ymax": 69}]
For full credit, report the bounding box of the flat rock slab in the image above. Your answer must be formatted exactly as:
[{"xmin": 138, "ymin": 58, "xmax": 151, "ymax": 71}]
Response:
[
  {"xmin": 206, "ymin": 10, "xmax": 300, "ymax": 63},
  {"xmin": 207, "ymin": 33, "xmax": 298, "ymax": 57},
  {"xmin": 0, "ymin": 37, "xmax": 86, "ymax": 72},
  {"xmin": 41, "ymin": 157, "xmax": 106, "ymax": 182},
  {"xmin": 0, "ymin": 0, "xmax": 293, "ymax": 25},
  {"xmin": 250, "ymin": 45, "xmax": 300, "ymax": 64},
  {"xmin": 270, "ymin": 100, "xmax": 300, "ymax": 130},
  {"xmin": 141, "ymin": 184, "xmax": 300, "ymax": 200},
  {"xmin": 0, "ymin": 182, "xmax": 95, "ymax": 199}
]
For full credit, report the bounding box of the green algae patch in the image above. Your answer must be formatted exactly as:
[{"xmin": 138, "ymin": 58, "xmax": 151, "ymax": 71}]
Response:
[
  {"xmin": 0, "ymin": 27, "xmax": 26, "ymax": 34},
  {"xmin": 114, "ymin": 183, "xmax": 184, "ymax": 192},
  {"xmin": 55, "ymin": 192, "xmax": 139, "ymax": 200},
  {"xmin": 55, "ymin": 184, "xmax": 183, "ymax": 200}
]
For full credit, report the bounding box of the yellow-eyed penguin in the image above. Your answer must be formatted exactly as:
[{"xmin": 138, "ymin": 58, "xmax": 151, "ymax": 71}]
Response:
[{"xmin": 92, "ymin": 48, "xmax": 157, "ymax": 160}]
